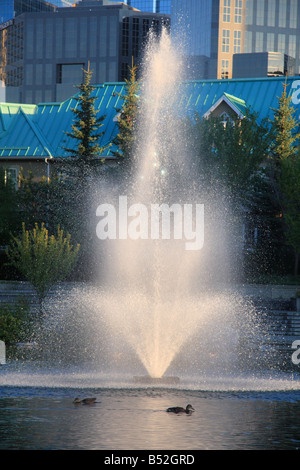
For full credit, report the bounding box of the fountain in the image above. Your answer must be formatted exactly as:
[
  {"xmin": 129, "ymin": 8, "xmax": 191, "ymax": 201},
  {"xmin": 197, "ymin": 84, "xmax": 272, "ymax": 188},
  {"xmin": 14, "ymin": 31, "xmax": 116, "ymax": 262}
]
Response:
[
  {"xmin": 2, "ymin": 29, "xmax": 296, "ymax": 390},
  {"xmin": 89, "ymin": 28, "xmax": 257, "ymax": 384}
]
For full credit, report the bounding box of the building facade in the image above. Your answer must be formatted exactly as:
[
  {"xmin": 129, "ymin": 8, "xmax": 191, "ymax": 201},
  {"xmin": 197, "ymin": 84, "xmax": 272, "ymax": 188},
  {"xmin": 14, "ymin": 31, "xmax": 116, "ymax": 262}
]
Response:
[
  {"xmin": 0, "ymin": 0, "xmax": 56, "ymax": 24},
  {"xmin": 171, "ymin": 0, "xmax": 300, "ymax": 79},
  {"xmin": 123, "ymin": 1, "xmax": 171, "ymax": 13},
  {"xmin": 0, "ymin": 1, "xmax": 169, "ymax": 104}
]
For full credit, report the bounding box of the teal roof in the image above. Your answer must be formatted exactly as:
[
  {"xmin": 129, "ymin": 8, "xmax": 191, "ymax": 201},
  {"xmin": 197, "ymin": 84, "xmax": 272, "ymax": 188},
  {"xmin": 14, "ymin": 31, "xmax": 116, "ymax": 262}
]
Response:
[{"xmin": 0, "ymin": 77, "xmax": 300, "ymax": 160}]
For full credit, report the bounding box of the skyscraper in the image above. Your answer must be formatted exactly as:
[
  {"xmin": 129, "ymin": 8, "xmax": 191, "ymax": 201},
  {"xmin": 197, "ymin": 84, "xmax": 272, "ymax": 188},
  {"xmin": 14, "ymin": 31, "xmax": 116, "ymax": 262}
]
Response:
[
  {"xmin": 0, "ymin": 1, "xmax": 169, "ymax": 103},
  {"xmin": 171, "ymin": 0, "xmax": 300, "ymax": 79},
  {"xmin": 0, "ymin": 0, "xmax": 56, "ymax": 24}
]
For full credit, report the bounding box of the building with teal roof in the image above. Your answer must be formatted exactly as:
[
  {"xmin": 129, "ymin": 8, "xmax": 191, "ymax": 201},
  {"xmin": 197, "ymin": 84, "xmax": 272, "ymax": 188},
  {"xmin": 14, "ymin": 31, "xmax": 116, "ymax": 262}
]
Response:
[{"xmin": 1, "ymin": 76, "xmax": 300, "ymax": 185}]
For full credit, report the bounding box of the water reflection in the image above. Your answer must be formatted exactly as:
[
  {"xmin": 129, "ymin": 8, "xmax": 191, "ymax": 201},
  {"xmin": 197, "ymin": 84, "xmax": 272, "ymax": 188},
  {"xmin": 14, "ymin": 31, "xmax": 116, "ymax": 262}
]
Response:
[{"xmin": 1, "ymin": 388, "xmax": 300, "ymax": 449}]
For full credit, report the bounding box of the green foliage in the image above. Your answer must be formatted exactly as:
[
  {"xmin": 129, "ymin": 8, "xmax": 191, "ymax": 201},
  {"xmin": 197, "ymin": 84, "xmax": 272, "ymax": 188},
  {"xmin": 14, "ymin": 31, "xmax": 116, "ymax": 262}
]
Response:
[
  {"xmin": 193, "ymin": 108, "xmax": 271, "ymax": 207},
  {"xmin": 62, "ymin": 64, "xmax": 109, "ymax": 180},
  {"xmin": 0, "ymin": 167, "xmax": 19, "ymax": 245},
  {"xmin": 112, "ymin": 64, "xmax": 139, "ymax": 169},
  {"xmin": 6, "ymin": 223, "xmax": 80, "ymax": 314},
  {"xmin": 0, "ymin": 298, "xmax": 32, "ymax": 345},
  {"xmin": 269, "ymin": 81, "xmax": 300, "ymax": 275},
  {"xmin": 271, "ymin": 81, "xmax": 299, "ymax": 161}
]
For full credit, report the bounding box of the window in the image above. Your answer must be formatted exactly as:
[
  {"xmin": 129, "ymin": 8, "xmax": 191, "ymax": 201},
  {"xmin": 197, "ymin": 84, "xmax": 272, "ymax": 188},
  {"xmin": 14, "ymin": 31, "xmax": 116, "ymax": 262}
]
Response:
[
  {"xmin": 223, "ymin": 0, "xmax": 231, "ymax": 22},
  {"xmin": 290, "ymin": 0, "xmax": 297, "ymax": 28},
  {"xmin": 221, "ymin": 60, "xmax": 229, "ymax": 79},
  {"xmin": 234, "ymin": 30, "xmax": 241, "ymax": 53},
  {"xmin": 279, "ymin": 0, "xmax": 287, "ymax": 27},
  {"xmin": 246, "ymin": 0, "xmax": 253, "ymax": 25},
  {"xmin": 256, "ymin": 0, "xmax": 264, "ymax": 26},
  {"xmin": 4, "ymin": 168, "xmax": 18, "ymax": 189},
  {"xmin": 222, "ymin": 29, "xmax": 230, "ymax": 53},
  {"xmin": 235, "ymin": 0, "xmax": 242, "ymax": 23},
  {"xmin": 132, "ymin": 17, "xmax": 139, "ymax": 57},
  {"xmin": 244, "ymin": 30, "xmax": 252, "ymax": 53},
  {"xmin": 267, "ymin": 33, "xmax": 274, "ymax": 51},
  {"xmin": 57, "ymin": 64, "xmax": 84, "ymax": 84},
  {"xmin": 278, "ymin": 34, "xmax": 286, "ymax": 54},
  {"xmin": 288, "ymin": 35, "xmax": 296, "ymax": 58},
  {"xmin": 255, "ymin": 32, "xmax": 263, "ymax": 52},
  {"xmin": 267, "ymin": 0, "xmax": 276, "ymax": 27}
]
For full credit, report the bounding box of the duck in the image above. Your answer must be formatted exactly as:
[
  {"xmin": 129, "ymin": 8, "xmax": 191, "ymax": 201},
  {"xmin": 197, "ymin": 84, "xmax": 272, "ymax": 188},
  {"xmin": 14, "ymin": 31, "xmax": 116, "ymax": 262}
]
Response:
[
  {"xmin": 73, "ymin": 397, "xmax": 97, "ymax": 405},
  {"xmin": 166, "ymin": 404, "xmax": 195, "ymax": 414}
]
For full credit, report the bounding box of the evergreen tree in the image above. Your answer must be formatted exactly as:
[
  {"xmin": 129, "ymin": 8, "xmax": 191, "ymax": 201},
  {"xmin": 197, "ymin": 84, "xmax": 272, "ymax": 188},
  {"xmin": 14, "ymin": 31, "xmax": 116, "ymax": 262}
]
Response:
[
  {"xmin": 269, "ymin": 80, "xmax": 300, "ymax": 276},
  {"xmin": 112, "ymin": 64, "xmax": 139, "ymax": 171},
  {"xmin": 61, "ymin": 63, "xmax": 109, "ymax": 181}
]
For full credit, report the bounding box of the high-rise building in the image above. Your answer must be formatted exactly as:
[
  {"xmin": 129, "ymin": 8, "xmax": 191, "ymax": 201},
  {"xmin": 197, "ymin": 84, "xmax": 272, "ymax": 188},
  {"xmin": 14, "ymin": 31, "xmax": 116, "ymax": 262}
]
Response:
[
  {"xmin": 123, "ymin": 1, "xmax": 171, "ymax": 14},
  {"xmin": 0, "ymin": 1, "xmax": 170, "ymax": 103},
  {"xmin": 0, "ymin": 0, "xmax": 56, "ymax": 24},
  {"xmin": 171, "ymin": 0, "xmax": 300, "ymax": 79}
]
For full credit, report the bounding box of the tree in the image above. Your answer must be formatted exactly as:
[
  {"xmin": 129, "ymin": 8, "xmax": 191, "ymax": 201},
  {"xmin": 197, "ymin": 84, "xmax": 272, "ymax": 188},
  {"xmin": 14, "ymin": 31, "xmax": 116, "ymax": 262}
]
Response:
[
  {"xmin": 193, "ymin": 109, "xmax": 271, "ymax": 208},
  {"xmin": 6, "ymin": 223, "xmax": 80, "ymax": 318},
  {"xmin": 269, "ymin": 80, "xmax": 300, "ymax": 276},
  {"xmin": 112, "ymin": 64, "xmax": 139, "ymax": 171},
  {"xmin": 0, "ymin": 167, "xmax": 19, "ymax": 246},
  {"xmin": 61, "ymin": 63, "xmax": 109, "ymax": 181}
]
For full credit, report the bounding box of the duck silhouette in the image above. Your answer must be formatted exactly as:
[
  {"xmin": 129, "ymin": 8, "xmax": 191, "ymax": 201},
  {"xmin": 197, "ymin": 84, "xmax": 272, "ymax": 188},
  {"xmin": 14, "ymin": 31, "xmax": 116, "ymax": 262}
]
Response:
[
  {"xmin": 73, "ymin": 397, "xmax": 97, "ymax": 405},
  {"xmin": 166, "ymin": 404, "xmax": 195, "ymax": 414}
]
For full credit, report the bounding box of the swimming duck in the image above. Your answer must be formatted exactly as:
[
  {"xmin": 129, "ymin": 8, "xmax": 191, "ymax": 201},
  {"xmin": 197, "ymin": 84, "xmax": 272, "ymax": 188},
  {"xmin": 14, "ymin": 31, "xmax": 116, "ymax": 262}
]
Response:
[
  {"xmin": 166, "ymin": 404, "xmax": 195, "ymax": 414},
  {"xmin": 73, "ymin": 397, "xmax": 97, "ymax": 405}
]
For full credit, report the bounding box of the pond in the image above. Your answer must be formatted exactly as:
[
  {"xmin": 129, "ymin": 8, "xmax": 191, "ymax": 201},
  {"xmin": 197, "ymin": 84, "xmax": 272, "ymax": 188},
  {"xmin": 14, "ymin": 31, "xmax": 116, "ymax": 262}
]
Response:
[{"xmin": 1, "ymin": 363, "xmax": 300, "ymax": 450}]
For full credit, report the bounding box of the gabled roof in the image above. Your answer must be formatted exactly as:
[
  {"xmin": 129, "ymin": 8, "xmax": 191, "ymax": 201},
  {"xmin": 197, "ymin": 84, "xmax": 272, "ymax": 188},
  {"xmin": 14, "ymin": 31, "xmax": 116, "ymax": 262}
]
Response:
[
  {"xmin": 0, "ymin": 76, "xmax": 299, "ymax": 160},
  {"xmin": 203, "ymin": 92, "xmax": 247, "ymax": 119}
]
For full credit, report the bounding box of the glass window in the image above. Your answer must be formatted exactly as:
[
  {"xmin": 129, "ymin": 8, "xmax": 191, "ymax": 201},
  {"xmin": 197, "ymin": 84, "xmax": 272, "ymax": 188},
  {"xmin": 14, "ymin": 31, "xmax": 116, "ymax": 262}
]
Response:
[
  {"xmin": 25, "ymin": 64, "xmax": 33, "ymax": 85},
  {"xmin": 65, "ymin": 18, "xmax": 77, "ymax": 58},
  {"xmin": 267, "ymin": 32, "xmax": 274, "ymax": 51},
  {"xmin": 79, "ymin": 17, "xmax": 87, "ymax": 58},
  {"xmin": 36, "ymin": 64, "xmax": 43, "ymax": 85},
  {"xmin": 57, "ymin": 64, "xmax": 84, "ymax": 84},
  {"xmin": 45, "ymin": 64, "xmax": 52, "ymax": 86},
  {"xmin": 55, "ymin": 18, "xmax": 63, "ymax": 57},
  {"xmin": 255, "ymin": 32, "xmax": 263, "ymax": 52},
  {"xmin": 109, "ymin": 16, "xmax": 117, "ymax": 57},
  {"xmin": 288, "ymin": 35, "xmax": 296, "ymax": 58},
  {"xmin": 278, "ymin": 34, "xmax": 285, "ymax": 53},
  {"xmin": 279, "ymin": 0, "xmax": 287, "ymax": 27},
  {"xmin": 99, "ymin": 16, "xmax": 107, "ymax": 58},
  {"xmin": 223, "ymin": 0, "xmax": 231, "ymax": 22},
  {"xmin": 45, "ymin": 19, "xmax": 53, "ymax": 60},
  {"xmin": 89, "ymin": 17, "xmax": 97, "ymax": 58},
  {"xmin": 244, "ymin": 30, "xmax": 252, "ymax": 52},
  {"xmin": 267, "ymin": 0, "xmax": 276, "ymax": 27},
  {"xmin": 234, "ymin": 30, "xmax": 241, "ymax": 53},
  {"xmin": 290, "ymin": 0, "xmax": 297, "ymax": 28},
  {"xmin": 221, "ymin": 59, "xmax": 229, "ymax": 79},
  {"xmin": 26, "ymin": 20, "xmax": 34, "ymax": 59},
  {"xmin": 36, "ymin": 21, "xmax": 43, "ymax": 59},
  {"xmin": 235, "ymin": 0, "xmax": 242, "ymax": 23},
  {"xmin": 246, "ymin": 0, "xmax": 253, "ymax": 25},
  {"xmin": 222, "ymin": 29, "xmax": 230, "ymax": 53},
  {"xmin": 256, "ymin": 0, "xmax": 264, "ymax": 26}
]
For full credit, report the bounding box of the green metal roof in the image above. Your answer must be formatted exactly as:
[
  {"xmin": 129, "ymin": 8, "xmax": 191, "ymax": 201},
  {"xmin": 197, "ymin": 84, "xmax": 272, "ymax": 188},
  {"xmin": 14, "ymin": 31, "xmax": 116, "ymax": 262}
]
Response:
[{"xmin": 0, "ymin": 76, "xmax": 300, "ymax": 160}]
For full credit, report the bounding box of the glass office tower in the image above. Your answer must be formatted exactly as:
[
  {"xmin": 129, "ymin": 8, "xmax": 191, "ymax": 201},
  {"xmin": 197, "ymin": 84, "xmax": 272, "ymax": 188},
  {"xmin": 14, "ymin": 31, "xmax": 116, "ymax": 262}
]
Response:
[
  {"xmin": 0, "ymin": 0, "xmax": 56, "ymax": 24},
  {"xmin": 171, "ymin": 0, "xmax": 300, "ymax": 78},
  {"xmin": 124, "ymin": 1, "xmax": 171, "ymax": 14}
]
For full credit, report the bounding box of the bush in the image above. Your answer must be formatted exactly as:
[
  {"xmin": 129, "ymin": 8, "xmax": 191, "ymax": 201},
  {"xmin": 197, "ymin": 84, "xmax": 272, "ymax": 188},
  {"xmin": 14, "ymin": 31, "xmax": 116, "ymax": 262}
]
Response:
[{"xmin": 0, "ymin": 298, "xmax": 32, "ymax": 345}]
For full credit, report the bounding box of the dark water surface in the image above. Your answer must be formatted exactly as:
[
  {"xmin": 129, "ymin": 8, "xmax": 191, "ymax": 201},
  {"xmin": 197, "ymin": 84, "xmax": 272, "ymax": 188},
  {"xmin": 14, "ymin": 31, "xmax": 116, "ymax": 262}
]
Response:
[{"xmin": 1, "ymin": 364, "xmax": 300, "ymax": 450}]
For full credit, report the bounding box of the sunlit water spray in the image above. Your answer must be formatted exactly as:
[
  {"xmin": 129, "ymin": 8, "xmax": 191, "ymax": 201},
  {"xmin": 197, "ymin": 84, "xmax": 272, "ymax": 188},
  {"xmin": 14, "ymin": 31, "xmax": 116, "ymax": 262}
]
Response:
[{"xmin": 95, "ymin": 28, "xmax": 250, "ymax": 379}]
